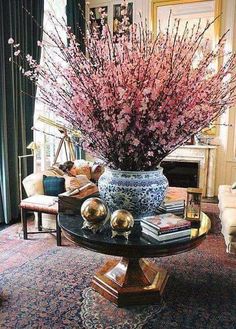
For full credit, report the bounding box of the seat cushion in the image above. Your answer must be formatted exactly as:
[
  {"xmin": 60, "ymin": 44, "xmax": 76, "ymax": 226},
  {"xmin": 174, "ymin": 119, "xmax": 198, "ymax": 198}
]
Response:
[
  {"xmin": 221, "ymin": 208, "xmax": 236, "ymax": 235},
  {"xmin": 218, "ymin": 185, "xmax": 232, "ymax": 196},
  {"xmin": 20, "ymin": 195, "xmax": 58, "ymax": 214},
  {"xmin": 218, "ymin": 195, "xmax": 236, "ymax": 212},
  {"xmin": 43, "ymin": 175, "xmax": 65, "ymax": 196}
]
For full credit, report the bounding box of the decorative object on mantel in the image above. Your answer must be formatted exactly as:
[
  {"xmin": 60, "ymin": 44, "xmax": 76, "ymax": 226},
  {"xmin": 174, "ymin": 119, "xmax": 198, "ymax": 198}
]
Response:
[
  {"xmin": 194, "ymin": 132, "xmax": 215, "ymax": 146},
  {"xmin": 185, "ymin": 188, "xmax": 203, "ymax": 222},
  {"xmin": 10, "ymin": 1, "xmax": 236, "ymax": 219},
  {"xmin": 110, "ymin": 209, "xmax": 134, "ymax": 239},
  {"xmin": 195, "ymin": 122, "xmax": 233, "ymax": 146},
  {"xmin": 81, "ymin": 197, "xmax": 110, "ymax": 233}
]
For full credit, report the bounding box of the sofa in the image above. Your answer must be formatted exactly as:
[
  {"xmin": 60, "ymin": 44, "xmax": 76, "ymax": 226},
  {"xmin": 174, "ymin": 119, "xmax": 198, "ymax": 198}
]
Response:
[
  {"xmin": 22, "ymin": 160, "xmax": 104, "ymax": 229},
  {"xmin": 218, "ymin": 184, "xmax": 236, "ymax": 254}
]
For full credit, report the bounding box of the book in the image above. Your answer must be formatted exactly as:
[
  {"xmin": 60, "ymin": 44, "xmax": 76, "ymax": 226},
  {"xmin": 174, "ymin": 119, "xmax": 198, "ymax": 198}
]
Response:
[
  {"xmin": 141, "ymin": 221, "xmax": 189, "ymax": 235},
  {"xmin": 142, "ymin": 227, "xmax": 191, "ymax": 242},
  {"xmin": 165, "ymin": 188, "xmax": 187, "ymax": 203},
  {"xmin": 157, "ymin": 200, "xmax": 185, "ymax": 215},
  {"xmin": 141, "ymin": 213, "xmax": 191, "ymax": 234},
  {"xmin": 164, "ymin": 198, "xmax": 185, "ymax": 205}
]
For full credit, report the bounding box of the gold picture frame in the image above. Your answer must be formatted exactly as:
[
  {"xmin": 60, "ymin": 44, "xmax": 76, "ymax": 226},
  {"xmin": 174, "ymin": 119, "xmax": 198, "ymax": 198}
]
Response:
[
  {"xmin": 151, "ymin": 0, "xmax": 222, "ymax": 40},
  {"xmin": 151, "ymin": 0, "xmax": 222, "ymax": 138}
]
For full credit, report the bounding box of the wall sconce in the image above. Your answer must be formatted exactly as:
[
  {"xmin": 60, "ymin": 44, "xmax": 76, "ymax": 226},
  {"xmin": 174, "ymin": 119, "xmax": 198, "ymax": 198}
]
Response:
[{"xmin": 185, "ymin": 188, "xmax": 203, "ymax": 221}]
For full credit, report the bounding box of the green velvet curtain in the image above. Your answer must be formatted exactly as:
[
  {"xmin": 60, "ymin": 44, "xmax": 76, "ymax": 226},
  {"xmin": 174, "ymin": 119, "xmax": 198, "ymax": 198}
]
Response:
[
  {"xmin": 66, "ymin": 0, "xmax": 86, "ymax": 159},
  {"xmin": 66, "ymin": 0, "xmax": 85, "ymax": 53},
  {"xmin": 0, "ymin": 0, "xmax": 44, "ymax": 224}
]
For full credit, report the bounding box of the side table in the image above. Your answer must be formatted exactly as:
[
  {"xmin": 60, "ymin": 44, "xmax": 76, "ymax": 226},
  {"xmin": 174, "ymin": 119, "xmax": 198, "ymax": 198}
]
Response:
[{"xmin": 20, "ymin": 195, "xmax": 61, "ymax": 246}]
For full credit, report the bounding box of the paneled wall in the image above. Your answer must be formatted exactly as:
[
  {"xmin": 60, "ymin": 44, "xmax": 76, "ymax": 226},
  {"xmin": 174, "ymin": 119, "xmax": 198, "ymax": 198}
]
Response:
[{"xmin": 215, "ymin": 0, "xmax": 236, "ymax": 190}]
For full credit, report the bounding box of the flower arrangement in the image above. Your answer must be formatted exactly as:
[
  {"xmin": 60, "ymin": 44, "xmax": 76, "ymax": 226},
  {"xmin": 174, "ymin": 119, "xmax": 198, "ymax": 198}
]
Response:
[{"xmin": 9, "ymin": 2, "xmax": 236, "ymax": 171}]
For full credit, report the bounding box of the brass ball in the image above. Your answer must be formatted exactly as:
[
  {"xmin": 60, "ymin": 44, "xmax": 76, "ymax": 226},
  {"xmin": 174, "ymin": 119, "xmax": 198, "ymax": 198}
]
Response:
[
  {"xmin": 81, "ymin": 197, "xmax": 108, "ymax": 224},
  {"xmin": 110, "ymin": 209, "xmax": 134, "ymax": 233}
]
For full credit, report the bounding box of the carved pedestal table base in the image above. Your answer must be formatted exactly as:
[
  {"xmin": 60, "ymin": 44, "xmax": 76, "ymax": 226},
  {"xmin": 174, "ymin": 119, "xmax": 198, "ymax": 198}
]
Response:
[{"xmin": 92, "ymin": 257, "xmax": 169, "ymax": 307}]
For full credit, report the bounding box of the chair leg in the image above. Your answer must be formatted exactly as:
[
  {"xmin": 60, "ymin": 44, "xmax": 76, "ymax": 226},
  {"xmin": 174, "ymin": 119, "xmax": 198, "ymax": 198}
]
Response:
[
  {"xmin": 22, "ymin": 209, "xmax": 28, "ymax": 240},
  {"xmin": 38, "ymin": 212, "xmax": 42, "ymax": 231},
  {"xmin": 56, "ymin": 215, "xmax": 62, "ymax": 246}
]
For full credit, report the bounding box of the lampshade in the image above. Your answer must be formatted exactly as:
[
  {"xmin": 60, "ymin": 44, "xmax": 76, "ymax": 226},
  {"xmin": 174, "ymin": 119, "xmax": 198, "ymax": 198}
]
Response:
[{"xmin": 27, "ymin": 142, "xmax": 39, "ymax": 151}]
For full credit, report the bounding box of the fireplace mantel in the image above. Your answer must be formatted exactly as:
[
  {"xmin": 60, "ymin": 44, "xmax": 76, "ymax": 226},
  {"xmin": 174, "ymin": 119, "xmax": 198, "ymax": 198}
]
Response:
[{"xmin": 164, "ymin": 145, "xmax": 217, "ymax": 197}]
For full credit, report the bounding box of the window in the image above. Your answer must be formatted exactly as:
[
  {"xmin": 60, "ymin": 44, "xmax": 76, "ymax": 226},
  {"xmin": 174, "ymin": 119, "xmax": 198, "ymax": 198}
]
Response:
[{"xmin": 34, "ymin": 0, "xmax": 69, "ymax": 172}]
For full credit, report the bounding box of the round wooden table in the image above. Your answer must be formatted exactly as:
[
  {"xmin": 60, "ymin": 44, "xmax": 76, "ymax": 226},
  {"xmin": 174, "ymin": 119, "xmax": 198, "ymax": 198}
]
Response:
[{"xmin": 59, "ymin": 213, "xmax": 210, "ymax": 307}]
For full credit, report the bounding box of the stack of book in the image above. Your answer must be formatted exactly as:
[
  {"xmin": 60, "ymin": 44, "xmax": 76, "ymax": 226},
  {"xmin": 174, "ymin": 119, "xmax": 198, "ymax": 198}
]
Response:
[
  {"xmin": 141, "ymin": 213, "xmax": 191, "ymax": 242},
  {"xmin": 157, "ymin": 200, "xmax": 185, "ymax": 215}
]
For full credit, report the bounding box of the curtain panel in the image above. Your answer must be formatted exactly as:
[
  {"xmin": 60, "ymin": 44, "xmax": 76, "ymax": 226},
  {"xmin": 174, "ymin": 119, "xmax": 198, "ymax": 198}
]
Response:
[
  {"xmin": 66, "ymin": 0, "xmax": 85, "ymax": 52},
  {"xmin": 66, "ymin": 0, "xmax": 86, "ymax": 159},
  {"xmin": 0, "ymin": 0, "xmax": 44, "ymax": 224}
]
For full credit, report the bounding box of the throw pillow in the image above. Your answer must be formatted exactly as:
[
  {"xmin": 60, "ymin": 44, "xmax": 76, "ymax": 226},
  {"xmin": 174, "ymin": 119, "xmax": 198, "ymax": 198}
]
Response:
[
  {"xmin": 232, "ymin": 182, "xmax": 236, "ymax": 189},
  {"xmin": 74, "ymin": 160, "xmax": 92, "ymax": 179},
  {"xmin": 43, "ymin": 175, "xmax": 65, "ymax": 196},
  {"xmin": 44, "ymin": 166, "xmax": 64, "ymax": 176},
  {"xmin": 22, "ymin": 172, "xmax": 44, "ymax": 196}
]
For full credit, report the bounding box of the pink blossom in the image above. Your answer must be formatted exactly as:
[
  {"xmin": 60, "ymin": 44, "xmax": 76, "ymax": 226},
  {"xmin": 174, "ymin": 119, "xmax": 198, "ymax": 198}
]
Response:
[
  {"xmin": 14, "ymin": 50, "xmax": 20, "ymax": 56},
  {"xmin": 8, "ymin": 38, "xmax": 14, "ymax": 44},
  {"xmin": 12, "ymin": 11, "xmax": 236, "ymax": 170},
  {"xmin": 133, "ymin": 139, "xmax": 140, "ymax": 146},
  {"xmin": 24, "ymin": 70, "xmax": 32, "ymax": 77}
]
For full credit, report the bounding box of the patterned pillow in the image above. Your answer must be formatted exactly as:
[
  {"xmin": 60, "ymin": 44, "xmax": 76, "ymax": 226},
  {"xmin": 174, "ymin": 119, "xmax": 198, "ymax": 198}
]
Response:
[
  {"xmin": 76, "ymin": 166, "xmax": 91, "ymax": 179},
  {"xmin": 74, "ymin": 160, "xmax": 93, "ymax": 179},
  {"xmin": 43, "ymin": 175, "xmax": 65, "ymax": 196}
]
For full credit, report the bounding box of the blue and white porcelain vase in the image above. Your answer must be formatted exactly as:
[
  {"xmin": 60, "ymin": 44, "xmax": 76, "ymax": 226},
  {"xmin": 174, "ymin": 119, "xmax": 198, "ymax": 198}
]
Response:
[{"xmin": 98, "ymin": 167, "xmax": 169, "ymax": 219}]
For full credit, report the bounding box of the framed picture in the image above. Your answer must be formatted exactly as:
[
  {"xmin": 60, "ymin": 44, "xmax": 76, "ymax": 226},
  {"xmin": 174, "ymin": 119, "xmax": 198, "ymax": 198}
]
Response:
[
  {"xmin": 113, "ymin": 2, "xmax": 133, "ymax": 36},
  {"xmin": 90, "ymin": 6, "xmax": 108, "ymax": 37}
]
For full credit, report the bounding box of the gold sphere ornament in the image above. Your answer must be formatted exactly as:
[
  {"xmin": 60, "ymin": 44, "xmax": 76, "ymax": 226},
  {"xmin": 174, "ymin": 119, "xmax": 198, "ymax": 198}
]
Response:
[
  {"xmin": 81, "ymin": 197, "xmax": 109, "ymax": 233},
  {"xmin": 110, "ymin": 209, "xmax": 134, "ymax": 239}
]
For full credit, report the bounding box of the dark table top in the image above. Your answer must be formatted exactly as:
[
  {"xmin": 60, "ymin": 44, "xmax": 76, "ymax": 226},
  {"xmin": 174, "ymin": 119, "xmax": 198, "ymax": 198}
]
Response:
[{"xmin": 59, "ymin": 212, "xmax": 211, "ymax": 258}]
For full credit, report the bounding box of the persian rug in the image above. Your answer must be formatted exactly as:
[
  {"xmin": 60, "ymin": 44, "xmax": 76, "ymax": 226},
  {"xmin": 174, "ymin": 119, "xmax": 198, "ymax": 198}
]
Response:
[{"xmin": 0, "ymin": 204, "xmax": 236, "ymax": 329}]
